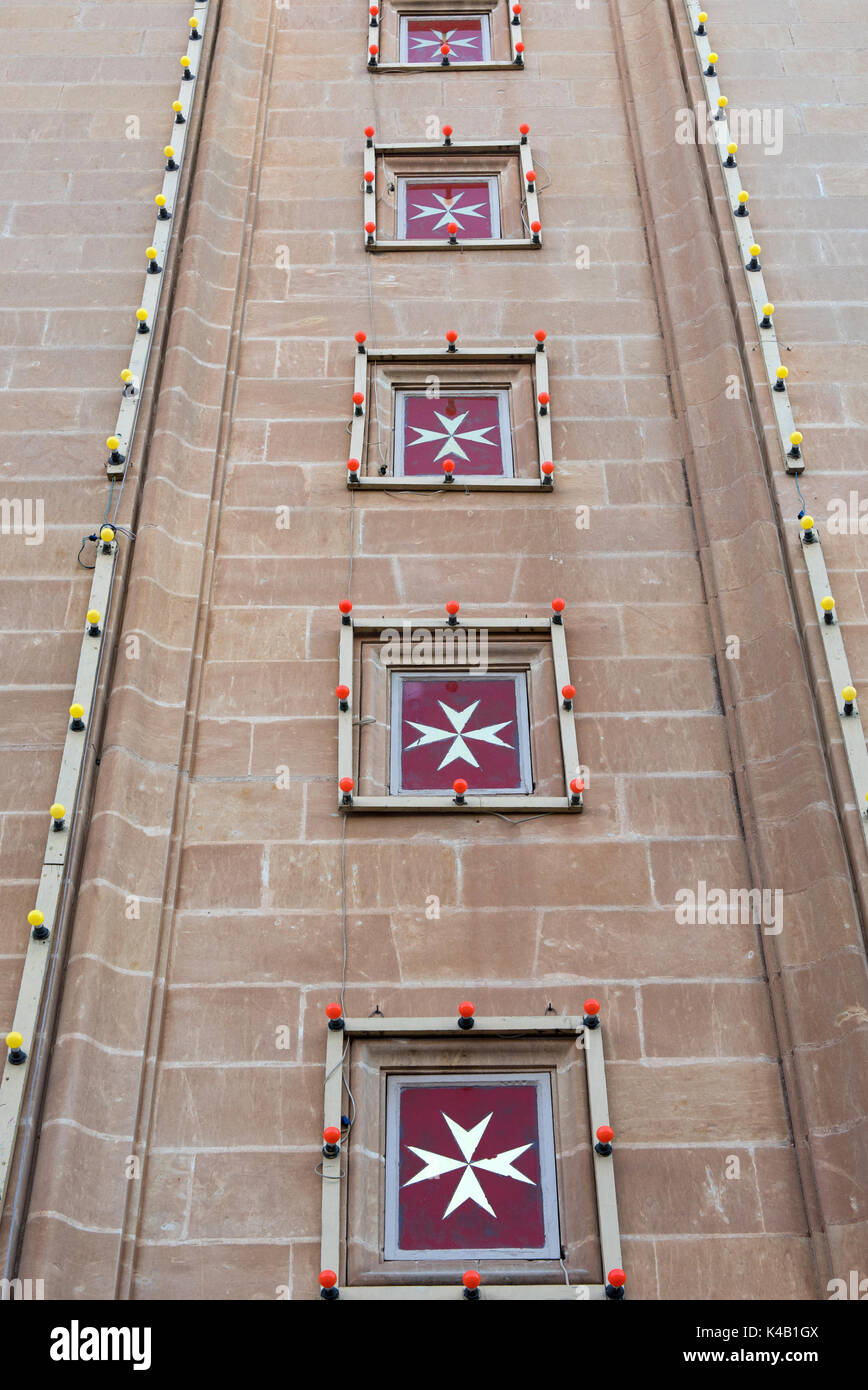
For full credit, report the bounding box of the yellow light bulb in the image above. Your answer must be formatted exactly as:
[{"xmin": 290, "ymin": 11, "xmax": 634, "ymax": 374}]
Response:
[
  {"xmin": 842, "ymin": 686, "xmax": 857, "ymax": 702},
  {"xmin": 69, "ymin": 703, "xmax": 84, "ymax": 719},
  {"xmin": 708, "ymin": 52, "xmax": 718, "ymax": 63},
  {"xmin": 763, "ymin": 303, "xmax": 774, "ymax": 316},
  {"xmin": 155, "ymin": 194, "xmax": 167, "ymax": 206},
  {"xmin": 27, "ymin": 910, "xmax": 43, "ymax": 928},
  {"xmin": 717, "ymin": 95, "xmax": 727, "ymax": 108},
  {"xmin": 698, "ymin": 11, "xmax": 708, "ymax": 21},
  {"xmin": 50, "ymin": 803, "xmax": 66, "ymax": 820},
  {"xmin": 727, "ymin": 142, "xmax": 737, "ymax": 154},
  {"xmin": 180, "ymin": 56, "xmax": 191, "ymax": 67},
  {"xmin": 821, "ymin": 597, "xmax": 835, "ymax": 611},
  {"xmin": 800, "ymin": 515, "xmax": 814, "ymax": 531},
  {"xmin": 6, "ymin": 1033, "xmax": 23, "ymax": 1050},
  {"xmin": 172, "ymin": 101, "xmax": 183, "ymax": 113},
  {"xmin": 776, "ymin": 366, "xmax": 788, "ymax": 380},
  {"xmin": 136, "ymin": 308, "xmax": 148, "ymax": 321},
  {"xmin": 100, "ymin": 526, "xmax": 114, "ymax": 543},
  {"xmin": 738, "ymin": 190, "xmax": 749, "ymax": 203},
  {"xmin": 106, "ymin": 436, "xmax": 119, "ymax": 451},
  {"xmin": 790, "ymin": 431, "xmax": 803, "ymax": 446},
  {"xmin": 121, "ymin": 369, "xmax": 133, "ymax": 383},
  {"xmin": 189, "ymin": 16, "xmax": 199, "ymax": 27},
  {"xmin": 146, "ymin": 246, "xmax": 157, "ymax": 260},
  {"xmin": 749, "ymin": 244, "xmax": 761, "ymax": 256},
  {"xmin": 87, "ymin": 609, "xmax": 100, "ymax": 624},
  {"xmin": 164, "ymin": 146, "xmax": 175, "ymax": 158}
]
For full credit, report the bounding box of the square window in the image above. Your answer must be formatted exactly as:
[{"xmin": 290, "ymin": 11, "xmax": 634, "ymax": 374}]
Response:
[
  {"xmin": 400, "ymin": 15, "xmax": 492, "ymax": 63},
  {"xmin": 390, "ymin": 672, "xmax": 532, "ymax": 794},
  {"xmin": 397, "ymin": 176, "xmax": 500, "ymax": 241},
  {"xmin": 395, "ymin": 389, "xmax": 513, "ymax": 476},
  {"xmin": 384, "ymin": 1073, "xmax": 561, "ymax": 1260}
]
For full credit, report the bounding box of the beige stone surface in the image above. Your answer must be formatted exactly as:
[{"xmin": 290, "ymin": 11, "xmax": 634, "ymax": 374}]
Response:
[{"xmin": 1, "ymin": 0, "xmax": 866, "ymax": 1302}]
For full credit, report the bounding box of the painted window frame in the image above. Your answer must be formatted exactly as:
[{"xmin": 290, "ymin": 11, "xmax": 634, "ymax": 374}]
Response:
[
  {"xmin": 398, "ymin": 12, "xmax": 493, "ymax": 63},
  {"xmin": 396, "ymin": 173, "xmax": 501, "ymax": 241}
]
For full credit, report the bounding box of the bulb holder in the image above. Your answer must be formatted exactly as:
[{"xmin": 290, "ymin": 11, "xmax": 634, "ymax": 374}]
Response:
[
  {"xmin": 823, "ymin": 610, "xmax": 835, "ymax": 626},
  {"xmin": 531, "ymin": 229, "xmax": 541, "ymax": 244},
  {"xmin": 328, "ymin": 1017, "xmax": 345, "ymax": 1031},
  {"xmin": 52, "ymin": 815, "xmax": 66, "ymax": 832},
  {"xmin": 442, "ymin": 472, "xmax": 454, "ymax": 484},
  {"xmin": 802, "ymin": 524, "xmax": 815, "ymax": 543},
  {"xmin": 542, "ymin": 472, "xmax": 553, "ymax": 487},
  {"xmin": 696, "ymin": 21, "xmax": 706, "ymax": 35},
  {"xmin": 70, "ymin": 714, "xmax": 85, "ymax": 731},
  {"xmin": 182, "ymin": 68, "xmax": 194, "ymax": 81},
  {"xmin": 147, "ymin": 258, "xmax": 162, "ymax": 275},
  {"xmin": 448, "ymin": 231, "xmax": 458, "ymax": 244},
  {"xmin": 843, "ymin": 699, "xmax": 855, "ymax": 716},
  {"xmin": 605, "ymin": 1281, "xmax": 625, "ymax": 1300},
  {"xmin": 788, "ymin": 443, "xmax": 802, "ymax": 460},
  {"xmin": 734, "ymin": 201, "xmax": 748, "ymax": 216},
  {"xmin": 759, "ymin": 311, "xmax": 772, "ymax": 328},
  {"xmin": 746, "ymin": 254, "xmax": 760, "ymax": 271},
  {"xmin": 108, "ymin": 449, "xmax": 125, "ymax": 465},
  {"xmin": 448, "ymin": 614, "xmax": 459, "ymax": 627},
  {"xmin": 570, "ymin": 790, "xmax": 583, "ymax": 807},
  {"xmin": 595, "ymin": 1137, "xmax": 613, "ymax": 1156},
  {"xmin": 137, "ymin": 319, "xmax": 149, "ymax": 334},
  {"xmin": 583, "ymin": 1009, "xmax": 600, "ymax": 1030},
  {"xmin": 341, "ymin": 790, "xmax": 353, "ymax": 805},
  {"xmin": 88, "ymin": 621, "xmax": 101, "ymax": 636},
  {"xmin": 166, "ymin": 156, "xmax": 179, "ymax": 171},
  {"xmin": 338, "ymin": 698, "xmax": 349, "ymax": 712},
  {"xmin": 354, "ymin": 404, "xmax": 364, "ymax": 416},
  {"xmin": 190, "ymin": 25, "xmax": 201, "ymax": 40},
  {"xmin": 552, "ymin": 612, "xmax": 563, "ymax": 625},
  {"xmin": 457, "ymin": 1012, "xmax": 474, "ymax": 1029},
  {"xmin": 322, "ymin": 1141, "xmax": 340, "ymax": 1159},
  {"xmin": 368, "ymin": 54, "xmax": 378, "ymax": 67},
  {"xmin": 175, "ymin": 110, "xmax": 186, "ymax": 125},
  {"xmin": 447, "ymin": 342, "xmax": 458, "ymax": 354},
  {"xmin": 158, "ymin": 203, "xmax": 172, "ymax": 218},
  {"xmin": 443, "ymin": 134, "xmax": 452, "ymax": 146},
  {"xmin": 562, "ymin": 697, "xmax": 573, "ymax": 711},
  {"xmin": 724, "ymin": 152, "xmax": 736, "ymax": 167},
  {"xmin": 539, "ymin": 402, "xmax": 548, "ymax": 415},
  {"xmin": 32, "ymin": 921, "xmax": 50, "ymax": 941},
  {"xmin": 441, "ymin": 54, "xmax": 450, "ymax": 66},
  {"xmin": 463, "ymin": 1285, "xmax": 480, "ymax": 1300},
  {"xmin": 7, "ymin": 1043, "xmax": 27, "ymax": 1066},
  {"xmin": 514, "ymin": 53, "xmax": 524, "ymax": 66},
  {"xmin": 320, "ymin": 1285, "xmax": 339, "ymax": 1301},
  {"xmin": 704, "ymin": 61, "xmax": 716, "ymax": 76}
]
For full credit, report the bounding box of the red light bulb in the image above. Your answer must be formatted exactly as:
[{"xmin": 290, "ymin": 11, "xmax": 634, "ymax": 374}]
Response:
[
  {"xmin": 463, "ymin": 1270, "xmax": 481, "ymax": 1289},
  {"xmin": 323, "ymin": 1125, "xmax": 341, "ymax": 1145},
  {"xmin": 319, "ymin": 1269, "xmax": 338, "ymax": 1289},
  {"xmin": 335, "ymin": 684, "xmax": 350, "ymax": 700},
  {"xmin": 534, "ymin": 329, "xmax": 546, "ymax": 342},
  {"xmin": 551, "ymin": 597, "xmax": 566, "ymax": 613},
  {"xmin": 538, "ymin": 391, "xmax": 550, "ymax": 405},
  {"xmin": 347, "ymin": 458, "xmax": 360, "ymax": 472},
  {"xmin": 445, "ymin": 330, "xmax": 458, "ymax": 343},
  {"xmin": 513, "ymin": 3, "xmax": 522, "ymax": 12},
  {"xmin": 441, "ymin": 42, "xmax": 450, "ymax": 54},
  {"xmin": 541, "ymin": 461, "xmax": 554, "ymax": 475},
  {"xmin": 608, "ymin": 1269, "xmax": 626, "ymax": 1289},
  {"xmin": 364, "ymin": 125, "xmax": 375, "ymax": 138},
  {"xmin": 531, "ymin": 219, "xmax": 541, "ymax": 233},
  {"xmin": 339, "ymin": 600, "xmax": 352, "ymax": 615},
  {"xmin": 442, "ymin": 124, "xmax": 453, "ymax": 136},
  {"xmin": 442, "ymin": 459, "xmax": 455, "ymax": 473},
  {"xmin": 369, "ymin": 43, "xmax": 378, "ymax": 55},
  {"xmin": 458, "ymin": 1001, "xmax": 475, "ymax": 1018},
  {"xmin": 453, "ymin": 778, "xmax": 468, "ymax": 796},
  {"xmin": 364, "ymin": 220, "xmax": 375, "ymax": 233},
  {"xmin": 352, "ymin": 391, "xmax": 364, "ymax": 405},
  {"xmin": 447, "ymin": 221, "xmax": 458, "ymax": 234},
  {"xmin": 339, "ymin": 777, "xmax": 354, "ymax": 793},
  {"xmin": 520, "ymin": 122, "xmax": 530, "ymax": 135},
  {"xmin": 326, "ymin": 1002, "xmax": 342, "ymax": 1020},
  {"xmin": 526, "ymin": 167, "xmax": 535, "ymax": 181},
  {"xmin": 369, "ymin": 6, "xmax": 378, "ymax": 14},
  {"xmin": 355, "ymin": 330, "xmax": 367, "ymax": 343},
  {"xmin": 584, "ymin": 997, "xmax": 600, "ymax": 1016},
  {"xmin": 596, "ymin": 1125, "xmax": 614, "ymax": 1144},
  {"xmin": 570, "ymin": 777, "xmax": 585, "ymax": 794},
  {"xmin": 446, "ymin": 600, "xmax": 460, "ymax": 615},
  {"xmin": 363, "ymin": 170, "xmax": 374, "ymax": 183},
  {"xmin": 515, "ymin": 41, "xmax": 525, "ymax": 52},
  {"xmin": 562, "ymin": 684, "xmax": 576, "ymax": 699}
]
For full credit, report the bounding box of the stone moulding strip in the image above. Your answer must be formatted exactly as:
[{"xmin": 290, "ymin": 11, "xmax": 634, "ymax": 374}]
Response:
[
  {"xmin": 682, "ymin": 0, "xmax": 868, "ymax": 850},
  {"xmin": 367, "ymin": 0, "xmax": 525, "ymax": 72},
  {"xmin": 0, "ymin": 5, "xmax": 214, "ymax": 1235},
  {"xmin": 0, "ymin": 543, "xmax": 115, "ymax": 1218},
  {"xmin": 683, "ymin": 1, "xmax": 803, "ymax": 476},
  {"xmin": 337, "ymin": 613, "xmax": 583, "ymax": 811},
  {"xmin": 320, "ymin": 1013, "xmax": 620, "ymax": 1299},
  {"xmin": 363, "ymin": 138, "xmax": 541, "ymax": 251},
  {"xmin": 106, "ymin": 1, "xmax": 212, "ymax": 480},
  {"xmin": 347, "ymin": 342, "xmax": 552, "ymax": 490}
]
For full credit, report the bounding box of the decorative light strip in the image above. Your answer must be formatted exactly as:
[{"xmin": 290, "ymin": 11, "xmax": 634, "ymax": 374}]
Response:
[
  {"xmin": 684, "ymin": 4, "xmax": 868, "ymax": 850},
  {"xmin": 0, "ymin": 2, "xmax": 213, "ymax": 1221}
]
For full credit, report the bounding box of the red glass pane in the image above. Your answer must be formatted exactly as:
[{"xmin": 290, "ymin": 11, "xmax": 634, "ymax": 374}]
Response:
[
  {"xmin": 396, "ymin": 1082, "xmax": 546, "ymax": 1252},
  {"xmin": 399, "ymin": 676, "xmax": 523, "ymax": 791},
  {"xmin": 404, "ymin": 180, "xmax": 494, "ymax": 240},
  {"xmin": 406, "ymin": 18, "xmax": 485, "ymax": 63},
  {"xmin": 402, "ymin": 394, "xmax": 505, "ymax": 475}
]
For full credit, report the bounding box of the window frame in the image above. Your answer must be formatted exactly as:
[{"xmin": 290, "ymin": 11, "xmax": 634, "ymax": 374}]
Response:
[
  {"xmin": 369, "ymin": 0, "xmax": 523, "ymax": 72},
  {"xmin": 398, "ymin": 12, "xmax": 493, "ymax": 63},
  {"xmin": 396, "ymin": 173, "xmax": 501, "ymax": 241},
  {"xmin": 336, "ymin": 610, "xmax": 583, "ymax": 813},
  {"xmin": 320, "ymin": 1012, "xmax": 622, "ymax": 1300},
  {"xmin": 388, "ymin": 670, "xmax": 533, "ymax": 795},
  {"xmin": 363, "ymin": 138, "xmax": 541, "ymax": 253},
  {"xmin": 393, "ymin": 385, "xmax": 515, "ymax": 478},
  {"xmin": 383, "ymin": 1070, "xmax": 561, "ymax": 1260},
  {"xmin": 346, "ymin": 342, "xmax": 553, "ymax": 493}
]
